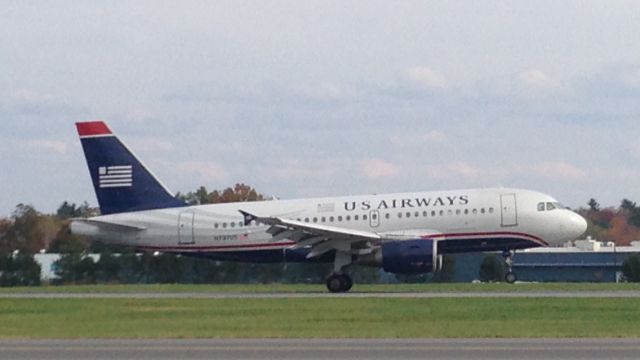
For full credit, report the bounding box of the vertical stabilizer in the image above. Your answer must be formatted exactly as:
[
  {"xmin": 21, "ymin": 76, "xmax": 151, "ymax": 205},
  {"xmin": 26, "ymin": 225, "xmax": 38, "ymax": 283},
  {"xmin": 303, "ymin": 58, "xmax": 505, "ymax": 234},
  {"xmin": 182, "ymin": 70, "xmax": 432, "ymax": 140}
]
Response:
[{"xmin": 76, "ymin": 121, "xmax": 186, "ymax": 214}]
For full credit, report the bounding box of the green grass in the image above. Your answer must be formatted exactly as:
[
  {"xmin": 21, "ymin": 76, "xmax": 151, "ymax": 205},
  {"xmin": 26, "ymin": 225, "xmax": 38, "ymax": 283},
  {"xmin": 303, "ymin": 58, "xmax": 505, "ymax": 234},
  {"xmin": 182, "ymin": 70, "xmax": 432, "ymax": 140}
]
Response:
[
  {"xmin": 0, "ymin": 297, "xmax": 639, "ymax": 338},
  {"xmin": 1, "ymin": 282, "xmax": 640, "ymax": 294}
]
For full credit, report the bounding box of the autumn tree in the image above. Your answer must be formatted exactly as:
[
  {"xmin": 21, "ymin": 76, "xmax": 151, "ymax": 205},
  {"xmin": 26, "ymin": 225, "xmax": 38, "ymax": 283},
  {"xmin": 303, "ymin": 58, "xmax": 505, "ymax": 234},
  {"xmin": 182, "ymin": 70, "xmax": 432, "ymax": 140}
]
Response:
[
  {"xmin": 56, "ymin": 201, "xmax": 96, "ymax": 219},
  {"xmin": 177, "ymin": 183, "xmax": 265, "ymax": 204},
  {"xmin": 1, "ymin": 204, "xmax": 59, "ymax": 253}
]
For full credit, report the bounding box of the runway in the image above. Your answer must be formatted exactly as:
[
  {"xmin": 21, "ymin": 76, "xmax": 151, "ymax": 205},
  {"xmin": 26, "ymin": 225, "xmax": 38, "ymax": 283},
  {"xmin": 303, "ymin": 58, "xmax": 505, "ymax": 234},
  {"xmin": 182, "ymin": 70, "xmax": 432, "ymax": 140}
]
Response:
[
  {"xmin": 2, "ymin": 291, "xmax": 640, "ymax": 298},
  {"xmin": 1, "ymin": 339, "xmax": 639, "ymax": 360}
]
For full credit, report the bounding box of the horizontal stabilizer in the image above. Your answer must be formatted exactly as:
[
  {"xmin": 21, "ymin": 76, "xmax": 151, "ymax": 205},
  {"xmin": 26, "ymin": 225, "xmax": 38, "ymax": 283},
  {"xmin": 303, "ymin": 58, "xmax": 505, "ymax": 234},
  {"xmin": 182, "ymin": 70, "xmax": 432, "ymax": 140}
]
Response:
[{"xmin": 72, "ymin": 218, "xmax": 146, "ymax": 232}]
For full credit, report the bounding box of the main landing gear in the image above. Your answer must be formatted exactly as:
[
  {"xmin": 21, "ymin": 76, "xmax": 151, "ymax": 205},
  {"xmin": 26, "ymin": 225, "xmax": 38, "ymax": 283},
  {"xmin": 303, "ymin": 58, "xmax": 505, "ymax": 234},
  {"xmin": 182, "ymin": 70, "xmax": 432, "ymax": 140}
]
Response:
[
  {"xmin": 326, "ymin": 273, "xmax": 353, "ymax": 293},
  {"xmin": 502, "ymin": 249, "xmax": 517, "ymax": 283},
  {"xmin": 326, "ymin": 250, "xmax": 354, "ymax": 293}
]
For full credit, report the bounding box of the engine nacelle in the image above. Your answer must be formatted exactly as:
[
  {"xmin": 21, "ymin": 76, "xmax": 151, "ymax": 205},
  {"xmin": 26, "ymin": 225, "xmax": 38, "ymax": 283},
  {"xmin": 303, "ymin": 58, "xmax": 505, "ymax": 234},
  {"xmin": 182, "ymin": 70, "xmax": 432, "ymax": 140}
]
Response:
[
  {"xmin": 357, "ymin": 239, "xmax": 442, "ymax": 274},
  {"xmin": 381, "ymin": 239, "xmax": 441, "ymax": 274}
]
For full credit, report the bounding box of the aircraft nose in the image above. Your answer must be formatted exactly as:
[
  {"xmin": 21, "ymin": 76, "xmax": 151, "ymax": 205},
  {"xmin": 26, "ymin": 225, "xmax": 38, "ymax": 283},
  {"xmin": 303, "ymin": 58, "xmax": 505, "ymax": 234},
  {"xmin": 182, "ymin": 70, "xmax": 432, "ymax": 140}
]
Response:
[{"xmin": 567, "ymin": 212, "xmax": 588, "ymax": 238}]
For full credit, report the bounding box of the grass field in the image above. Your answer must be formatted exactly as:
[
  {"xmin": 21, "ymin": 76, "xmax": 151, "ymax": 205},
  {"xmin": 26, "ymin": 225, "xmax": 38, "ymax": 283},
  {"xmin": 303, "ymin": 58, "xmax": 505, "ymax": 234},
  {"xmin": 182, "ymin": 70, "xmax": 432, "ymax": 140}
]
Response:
[
  {"xmin": 1, "ymin": 282, "xmax": 640, "ymax": 294},
  {"xmin": 1, "ymin": 297, "xmax": 639, "ymax": 338}
]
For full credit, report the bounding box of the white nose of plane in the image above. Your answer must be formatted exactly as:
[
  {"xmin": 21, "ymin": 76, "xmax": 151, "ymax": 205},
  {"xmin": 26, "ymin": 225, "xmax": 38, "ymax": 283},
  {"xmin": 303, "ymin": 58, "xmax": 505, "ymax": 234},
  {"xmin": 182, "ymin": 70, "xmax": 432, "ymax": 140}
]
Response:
[{"xmin": 565, "ymin": 211, "xmax": 588, "ymax": 239}]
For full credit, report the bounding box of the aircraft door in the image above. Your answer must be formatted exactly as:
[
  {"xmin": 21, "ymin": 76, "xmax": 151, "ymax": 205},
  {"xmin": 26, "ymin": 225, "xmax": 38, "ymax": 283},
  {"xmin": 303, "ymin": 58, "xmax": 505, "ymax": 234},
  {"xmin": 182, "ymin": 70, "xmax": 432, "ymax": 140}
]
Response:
[
  {"xmin": 178, "ymin": 211, "xmax": 195, "ymax": 244},
  {"xmin": 369, "ymin": 210, "xmax": 380, "ymax": 228},
  {"xmin": 500, "ymin": 194, "xmax": 518, "ymax": 227}
]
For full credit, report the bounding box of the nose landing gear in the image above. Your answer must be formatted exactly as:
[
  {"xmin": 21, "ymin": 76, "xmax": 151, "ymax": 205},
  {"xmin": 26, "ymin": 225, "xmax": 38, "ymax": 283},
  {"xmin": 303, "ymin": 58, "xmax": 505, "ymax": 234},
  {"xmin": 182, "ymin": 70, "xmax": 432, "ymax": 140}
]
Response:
[{"xmin": 502, "ymin": 249, "xmax": 517, "ymax": 284}]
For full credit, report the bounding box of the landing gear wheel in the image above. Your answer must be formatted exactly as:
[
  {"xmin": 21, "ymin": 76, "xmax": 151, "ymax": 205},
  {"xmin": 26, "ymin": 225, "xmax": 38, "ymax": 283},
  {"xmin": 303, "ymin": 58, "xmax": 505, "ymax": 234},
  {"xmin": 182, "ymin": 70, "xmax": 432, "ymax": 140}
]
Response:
[
  {"xmin": 501, "ymin": 250, "xmax": 517, "ymax": 284},
  {"xmin": 326, "ymin": 274, "xmax": 353, "ymax": 293},
  {"xmin": 343, "ymin": 275, "xmax": 353, "ymax": 292}
]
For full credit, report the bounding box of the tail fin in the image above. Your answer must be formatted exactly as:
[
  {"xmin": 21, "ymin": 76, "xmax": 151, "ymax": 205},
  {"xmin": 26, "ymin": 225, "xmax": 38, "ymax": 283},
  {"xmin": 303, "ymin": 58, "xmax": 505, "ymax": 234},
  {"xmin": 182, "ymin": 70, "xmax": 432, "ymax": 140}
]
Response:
[{"xmin": 76, "ymin": 121, "xmax": 186, "ymax": 215}]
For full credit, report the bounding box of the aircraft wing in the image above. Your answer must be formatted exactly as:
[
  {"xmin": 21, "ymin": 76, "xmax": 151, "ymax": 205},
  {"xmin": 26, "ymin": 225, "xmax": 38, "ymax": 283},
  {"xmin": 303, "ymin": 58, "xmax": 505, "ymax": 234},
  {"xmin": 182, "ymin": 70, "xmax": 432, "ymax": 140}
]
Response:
[{"xmin": 239, "ymin": 210, "xmax": 381, "ymax": 258}]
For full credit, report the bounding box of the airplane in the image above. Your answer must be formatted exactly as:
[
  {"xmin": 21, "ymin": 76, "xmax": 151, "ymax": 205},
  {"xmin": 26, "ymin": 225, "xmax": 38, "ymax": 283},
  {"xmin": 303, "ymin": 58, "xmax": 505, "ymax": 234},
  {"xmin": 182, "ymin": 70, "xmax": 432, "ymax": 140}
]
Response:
[{"xmin": 70, "ymin": 120, "xmax": 588, "ymax": 292}]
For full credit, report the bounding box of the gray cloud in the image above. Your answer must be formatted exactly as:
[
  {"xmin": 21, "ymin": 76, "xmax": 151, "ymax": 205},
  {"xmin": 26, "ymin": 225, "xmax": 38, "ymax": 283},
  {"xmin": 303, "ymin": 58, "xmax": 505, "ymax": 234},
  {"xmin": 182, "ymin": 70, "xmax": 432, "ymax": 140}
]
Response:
[{"xmin": 2, "ymin": 1, "xmax": 640, "ymax": 215}]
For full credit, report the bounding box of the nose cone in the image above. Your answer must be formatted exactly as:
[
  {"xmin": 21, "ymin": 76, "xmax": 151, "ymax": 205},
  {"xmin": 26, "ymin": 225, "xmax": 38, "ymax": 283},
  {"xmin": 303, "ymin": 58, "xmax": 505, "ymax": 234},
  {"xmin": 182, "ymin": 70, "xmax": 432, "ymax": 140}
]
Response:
[{"xmin": 567, "ymin": 212, "xmax": 588, "ymax": 239}]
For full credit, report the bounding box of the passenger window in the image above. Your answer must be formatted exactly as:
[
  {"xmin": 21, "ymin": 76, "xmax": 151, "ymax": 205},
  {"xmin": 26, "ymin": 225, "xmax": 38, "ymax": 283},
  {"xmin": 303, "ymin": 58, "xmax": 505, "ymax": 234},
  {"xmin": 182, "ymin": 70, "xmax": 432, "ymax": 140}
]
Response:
[
  {"xmin": 439, "ymin": 210, "xmax": 444, "ymax": 216},
  {"xmin": 304, "ymin": 218, "xmax": 309, "ymax": 222},
  {"xmin": 313, "ymin": 217, "xmax": 318, "ymax": 223},
  {"xmin": 385, "ymin": 213, "xmax": 390, "ymax": 219},
  {"xmin": 481, "ymin": 208, "xmax": 485, "ymax": 214},
  {"xmin": 423, "ymin": 211, "xmax": 428, "ymax": 217},
  {"xmin": 447, "ymin": 210, "xmax": 453, "ymax": 216},
  {"xmin": 222, "ymin": 223, "xmax": 227, "ymax": 228},
  {"xmin": 372, "ymin": 213, "xmax": 377, "ymax": 220},
  {"xmin": 456, "ymin": 209, "xmax": 461, "ymax": 215},
  {"xmin": 464, "ymin": 209, "xmax": 469, "ymax": 215},
  {"xmin": 214, "ymin": 223, "xmax": 219, "ymax": 229},
  {"xmin": 354, "ymin": 215, "xmax": 359, "ymax": 221},
  {"xmin": 398, "ymin": 212, "xmax": 402, "ymax": 218},
  {"xmin": 431, "ymin": 211, "xmax": 436, "ymax": 216},
  {"xmin": 414, "ymin": 211, "xmax": 419, "ymax": 217},
  {"xmin": 546, "ymin": 202, "xmax": 556, "ymax": 211},
  {"xmin": 329, "ymin": 216, "xmax": 334, "ymax": 222},
  {"xmin": 363, "ymin": 214, "xmax": 368, "ymax": 220},
  {"xmin": 321, "ymin": 217, "xmax": 326, "ymax": 222},
  {"xmin": 488, "ymin": 208, "xmax": 494, "ymax": 213},
  {"xmin": 406, "ymin": 212, "xmax": 411, "ymax": 218},
  {"xmin": 230, "ymin": 222, "xmax": 235, "ymax": 228},
  {"xmin": 472, "ymin": 209, "xmax": 477, "ymax": 214},
  {"xmin": 338, "ymin": 216, "xmax": 342, "ymax": 222},
  {"xmin": 537, "ymin": 202, "xmax": 545, "ymax": 211},
  {"xmin": 238, "ymin": 221, "xmax": 243, "ymax": 227}
]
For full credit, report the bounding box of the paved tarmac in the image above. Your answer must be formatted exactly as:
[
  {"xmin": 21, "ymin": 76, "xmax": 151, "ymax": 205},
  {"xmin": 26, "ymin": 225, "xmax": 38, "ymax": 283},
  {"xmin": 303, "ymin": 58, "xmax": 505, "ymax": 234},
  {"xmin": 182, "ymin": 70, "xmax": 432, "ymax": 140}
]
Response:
[
  {"xmin": 1, "ymin": 339, "xmax": 639, "ymax": 360},
  {"xmin": 2, "ymin": 291, "xmax": 640, "ymax": 298}
]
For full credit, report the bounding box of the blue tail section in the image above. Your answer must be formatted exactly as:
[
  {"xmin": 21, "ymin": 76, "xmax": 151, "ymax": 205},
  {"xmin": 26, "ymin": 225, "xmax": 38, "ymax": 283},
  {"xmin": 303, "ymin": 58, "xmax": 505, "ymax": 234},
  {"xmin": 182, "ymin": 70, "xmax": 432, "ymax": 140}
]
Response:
[{"xmin": 76, "ymin": 121, "xmax": 186, "ymax": 215}]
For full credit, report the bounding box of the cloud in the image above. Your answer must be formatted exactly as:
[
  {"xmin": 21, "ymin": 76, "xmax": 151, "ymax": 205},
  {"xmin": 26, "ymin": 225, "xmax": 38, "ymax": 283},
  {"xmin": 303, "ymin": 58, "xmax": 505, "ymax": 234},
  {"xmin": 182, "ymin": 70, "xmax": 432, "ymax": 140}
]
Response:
[
  {"xmin": 424, "ymin": 161, "xmax": 481, "ymax": 179},
  {"xmin": 527, "ymin": 161, "xmax": 587, "ymax": 181},
  {"xmin": 260, "ymin": 158, "xmax": 318, "ymax": 180},
  {"xmin": 2, "ymin": 89, "xmax": 89, "ymax": 118},
  {"xmin": 19, "ymin": 140, "xmax": 68, "ymax": 155},
  {"xmin": 360, "ymin": 158, "xmax": 400, "ymax": 179},
  {"xmin": 390, "ymin": 131, "xmax": 447, "ymax": 147},
  {"xmin": 516, "ymin": 69, "xmax": 562, "ymax": 90},
  {"xmin": 288, "ymin": 81, "xmax": 359, "ymax": 103},
  {"xmin": 127, "ymin": 137, "xmax": 174, "ymax": 153},
  {"xmin": 176, "ymin": 161, "xmax": 229, "ymax": 182},
  {"xmin": 402, "ymin": 66, "xmax": 447, "ymax": 89}
]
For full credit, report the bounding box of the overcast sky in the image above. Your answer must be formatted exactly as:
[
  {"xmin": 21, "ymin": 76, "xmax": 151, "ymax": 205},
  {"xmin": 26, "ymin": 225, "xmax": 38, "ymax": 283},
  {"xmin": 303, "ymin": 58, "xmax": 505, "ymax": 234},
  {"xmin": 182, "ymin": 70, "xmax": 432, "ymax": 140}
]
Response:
[{"xmin": 2, "ymin": 1, "xmax": 640, "ymax": 216}]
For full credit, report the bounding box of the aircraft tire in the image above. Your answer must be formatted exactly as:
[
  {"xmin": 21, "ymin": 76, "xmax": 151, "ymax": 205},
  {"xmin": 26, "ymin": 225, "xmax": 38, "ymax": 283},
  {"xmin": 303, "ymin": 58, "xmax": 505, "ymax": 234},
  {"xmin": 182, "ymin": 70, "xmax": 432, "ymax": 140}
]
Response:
[
  {"xmin": 505, "ymin": 271, "xmax": 517, "ymax": 284},
  {"xmin": 343, "ymin": 275, "xmax": 353, "ymax": 291},
  {"xmin": 326, "ymin": 274, "xmax": 352, "ymax": 293}
]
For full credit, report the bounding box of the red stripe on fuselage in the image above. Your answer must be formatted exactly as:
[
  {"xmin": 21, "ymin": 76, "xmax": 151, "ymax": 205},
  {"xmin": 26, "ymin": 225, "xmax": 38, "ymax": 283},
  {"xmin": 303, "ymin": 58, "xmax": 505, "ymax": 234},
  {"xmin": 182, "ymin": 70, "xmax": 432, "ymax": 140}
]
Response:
[
  {"xmin": 76, "ymin": 121, "xmax": 112, "ymax": 137},
  {"xmin": 423, "ymin": 231, "xmax": 549, "ymax": 246}
]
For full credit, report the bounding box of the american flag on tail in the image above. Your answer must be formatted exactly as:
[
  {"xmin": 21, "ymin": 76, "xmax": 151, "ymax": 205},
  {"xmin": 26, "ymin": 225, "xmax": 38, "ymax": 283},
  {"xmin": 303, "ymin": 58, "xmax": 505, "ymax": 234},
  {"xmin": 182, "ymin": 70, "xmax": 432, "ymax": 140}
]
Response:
[{"xmin": 98, "ymin": 165, "xmax": 133, "ymax": 188}]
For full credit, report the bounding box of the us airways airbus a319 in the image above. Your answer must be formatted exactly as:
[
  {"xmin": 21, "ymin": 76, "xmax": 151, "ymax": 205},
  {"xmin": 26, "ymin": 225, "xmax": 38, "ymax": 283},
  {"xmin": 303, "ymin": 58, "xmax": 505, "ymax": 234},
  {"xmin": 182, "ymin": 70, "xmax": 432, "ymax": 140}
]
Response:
[{"xmin": 71, "ymin": 121, "xmax": 587, "ymax": 292}]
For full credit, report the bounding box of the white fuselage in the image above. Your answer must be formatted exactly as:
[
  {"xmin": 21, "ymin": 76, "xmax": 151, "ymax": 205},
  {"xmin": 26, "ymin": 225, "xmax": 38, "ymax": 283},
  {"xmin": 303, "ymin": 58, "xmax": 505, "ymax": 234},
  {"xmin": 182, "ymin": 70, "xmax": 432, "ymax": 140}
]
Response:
[{"xmin": 72, "ymin": 187, "xmax": 587, "ymax": 257}]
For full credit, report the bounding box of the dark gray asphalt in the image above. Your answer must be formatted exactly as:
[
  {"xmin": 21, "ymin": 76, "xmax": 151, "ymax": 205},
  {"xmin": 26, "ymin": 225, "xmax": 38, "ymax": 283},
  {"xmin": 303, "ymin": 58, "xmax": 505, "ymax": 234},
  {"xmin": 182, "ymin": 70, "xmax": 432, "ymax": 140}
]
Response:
[
  {"xmin": 1, "ymin": 339, "xmax": 639, "ymax": 360},
  {"xmin": 2, "ymin": 291, "xmax": 640, "ymax": 298}
]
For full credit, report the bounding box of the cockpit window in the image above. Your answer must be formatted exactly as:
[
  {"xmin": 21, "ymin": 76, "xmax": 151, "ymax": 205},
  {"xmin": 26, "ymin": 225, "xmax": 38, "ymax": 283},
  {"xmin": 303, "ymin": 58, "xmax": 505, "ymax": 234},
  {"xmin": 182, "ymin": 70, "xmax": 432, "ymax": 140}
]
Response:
[
  {"xmin": 546, "ymin": 202, "xmax": 556, "ymax": 210},
  {"xmin": 537, "ymin": 202, "xmax": 545, "ymax": 211}
]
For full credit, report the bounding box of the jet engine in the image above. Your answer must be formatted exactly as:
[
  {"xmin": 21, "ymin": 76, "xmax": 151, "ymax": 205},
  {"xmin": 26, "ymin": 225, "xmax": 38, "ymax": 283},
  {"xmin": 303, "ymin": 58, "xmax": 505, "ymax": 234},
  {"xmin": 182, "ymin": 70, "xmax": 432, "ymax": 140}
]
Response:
[{"xmin": 357, "ymin": 239, "xmax": 443, "ymax": 274}]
